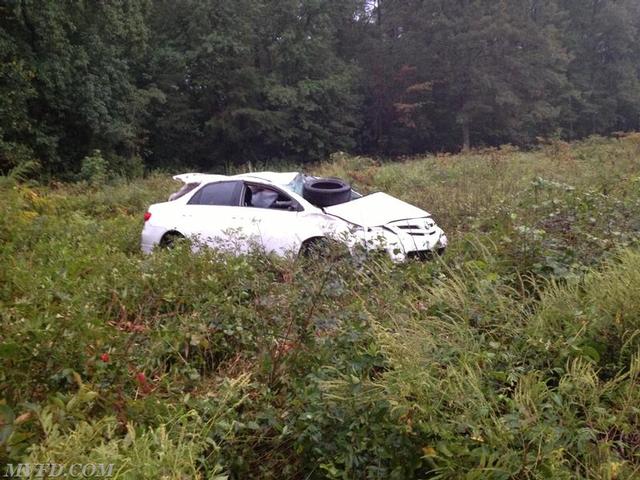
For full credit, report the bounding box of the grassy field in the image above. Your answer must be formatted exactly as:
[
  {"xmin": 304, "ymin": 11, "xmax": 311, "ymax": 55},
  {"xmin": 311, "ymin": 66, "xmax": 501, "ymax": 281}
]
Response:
[{"xmin": 1, "ymin": 135, "xmax": 640, "ymax": 479}]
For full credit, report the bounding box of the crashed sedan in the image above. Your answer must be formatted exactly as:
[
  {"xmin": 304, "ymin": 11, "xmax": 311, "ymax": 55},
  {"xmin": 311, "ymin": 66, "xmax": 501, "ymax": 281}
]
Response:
[{"xmin": 141, "ymin": 172, "xmax": 447, "ymax": 262}]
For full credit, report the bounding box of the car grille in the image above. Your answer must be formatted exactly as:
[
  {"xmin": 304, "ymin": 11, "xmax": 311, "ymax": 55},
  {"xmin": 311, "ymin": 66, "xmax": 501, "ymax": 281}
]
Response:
[
  {"xmin": 388, "ymin": 220, "xmax": 436, "ymax": 237},
  {"xmin": 386, "ymin": 219, "xmax": 442, "ymax": 260}
]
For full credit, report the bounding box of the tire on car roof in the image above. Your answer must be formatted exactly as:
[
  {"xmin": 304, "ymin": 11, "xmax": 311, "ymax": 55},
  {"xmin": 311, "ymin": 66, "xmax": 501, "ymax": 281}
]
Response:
[{"xmin": 302, "ymin": 177, "xmax": 351, "ymax": 207}]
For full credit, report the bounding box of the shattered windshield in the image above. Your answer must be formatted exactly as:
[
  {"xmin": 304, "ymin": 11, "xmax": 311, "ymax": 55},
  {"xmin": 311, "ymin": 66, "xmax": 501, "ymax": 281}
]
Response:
[{"xmin": 287, "ymin": 173, "xmax": 305, "ymax": 196}]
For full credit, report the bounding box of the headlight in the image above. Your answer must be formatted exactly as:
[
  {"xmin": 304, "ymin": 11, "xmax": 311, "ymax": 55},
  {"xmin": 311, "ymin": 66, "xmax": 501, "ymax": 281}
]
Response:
[{"xmin": 438, "ymin": 234, "xmax": 448, "ymax": 248}]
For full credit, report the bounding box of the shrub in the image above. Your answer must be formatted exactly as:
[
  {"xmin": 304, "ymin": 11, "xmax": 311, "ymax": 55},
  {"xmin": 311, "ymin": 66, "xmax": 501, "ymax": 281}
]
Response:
[
  {"xmin": 1, "ymin": 136, "xmax": 640, "ymax": 478},
  {"xmin": 79, "ymin": 150, "xmax": 108, "ymax": 185}
]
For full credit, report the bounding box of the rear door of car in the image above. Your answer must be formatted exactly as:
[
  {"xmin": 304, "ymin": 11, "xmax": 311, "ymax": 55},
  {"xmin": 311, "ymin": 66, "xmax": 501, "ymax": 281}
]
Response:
[{"xmin": 179, "ymin": 180, "xmax": 248, "ymax": 251}]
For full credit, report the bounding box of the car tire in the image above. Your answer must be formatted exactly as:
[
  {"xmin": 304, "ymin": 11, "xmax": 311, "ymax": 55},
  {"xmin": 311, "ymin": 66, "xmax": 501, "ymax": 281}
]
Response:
[
  {"xmin": 299, "ymin": 237, "xmax": 351, "ymax": 262},
  {"xmin": 160, "ymin": 231, "xmax": 185, "ymax": 249},
  {"xmin": 302, "ymin": 177, "xmax": 351, "ymax": 207}
]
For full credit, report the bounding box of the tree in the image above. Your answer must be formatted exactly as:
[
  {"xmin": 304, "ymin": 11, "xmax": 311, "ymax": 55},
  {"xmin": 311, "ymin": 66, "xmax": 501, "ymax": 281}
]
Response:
[
  {"xmin": 559, "ymin": 0, "xmax": 640, "ymax": 137},
  {"xmin": 0, "ymin": 0, "xmax": 153, "ymax": 175},
  {"xmin": 381, "ymin": 0, "xmax": 570, "ymax": 151},
  {"xmin": 2, "ymin": 0, "xmax": 640, "ymax": 176},
  {"xmin": 143, "ymin": 0, "xmax": 361, "ymax": 170},
  {"xmin": 0, "ymin": 13, "xmax": 36, "ymax": 172}
]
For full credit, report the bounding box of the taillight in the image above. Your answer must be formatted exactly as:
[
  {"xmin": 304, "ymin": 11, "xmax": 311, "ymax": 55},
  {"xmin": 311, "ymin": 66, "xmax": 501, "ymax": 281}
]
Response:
[{"xmin": 144, "ymin": 211, "xmax": 152, "ymax": 222}]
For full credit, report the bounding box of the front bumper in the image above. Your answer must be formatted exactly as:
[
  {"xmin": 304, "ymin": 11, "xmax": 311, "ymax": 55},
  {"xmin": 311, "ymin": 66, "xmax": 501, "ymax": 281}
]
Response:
[{"xmin": 358, "ymin": 226, "xmax": 447, "ymax": 262}]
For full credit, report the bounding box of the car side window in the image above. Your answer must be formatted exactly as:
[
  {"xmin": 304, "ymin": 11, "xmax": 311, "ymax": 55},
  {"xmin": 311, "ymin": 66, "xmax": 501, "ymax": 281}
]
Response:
[
  {"xmin": 169, "ymin": 182, "xmax": 199, "ymax": 201},
  {"xmin": 188, "ymin": 181, "xmax": 242, "ymax": 206},
  {"xmin": 244, "ymin": 184, "xmax": 301, "ymax": 211}
]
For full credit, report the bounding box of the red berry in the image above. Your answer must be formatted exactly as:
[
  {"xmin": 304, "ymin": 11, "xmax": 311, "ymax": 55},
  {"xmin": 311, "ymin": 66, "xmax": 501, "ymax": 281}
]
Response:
[
  {"xmin": 136, "ymin": 372, "xmax": 146, "ymax": 384},
  {"xmin": 100, "ymin": 353, "xmax": 110, "ymax": 362}
]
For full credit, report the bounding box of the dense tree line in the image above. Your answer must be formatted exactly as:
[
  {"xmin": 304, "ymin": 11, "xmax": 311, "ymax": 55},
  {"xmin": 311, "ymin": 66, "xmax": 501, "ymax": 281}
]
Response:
[{"xmin": 2, "ymin": 0, "xmax": 640, "ymax": 176}]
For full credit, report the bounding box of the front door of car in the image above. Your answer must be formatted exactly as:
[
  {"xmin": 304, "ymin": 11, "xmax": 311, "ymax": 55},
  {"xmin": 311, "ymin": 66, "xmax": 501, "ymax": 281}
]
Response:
[
  {"xmin": 180, "ymin": 180, "xmax": 250, "ymax": 252},
  {"xmin": 234, "ymin": 183, "xmax": 305, "ymax": 256}
]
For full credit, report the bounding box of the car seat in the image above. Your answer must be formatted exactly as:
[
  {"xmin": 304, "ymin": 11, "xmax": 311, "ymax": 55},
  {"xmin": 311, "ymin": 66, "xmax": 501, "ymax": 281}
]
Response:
[{"xmin": 243, "ymin": 187, "xmax": 253, "ymax": 206}]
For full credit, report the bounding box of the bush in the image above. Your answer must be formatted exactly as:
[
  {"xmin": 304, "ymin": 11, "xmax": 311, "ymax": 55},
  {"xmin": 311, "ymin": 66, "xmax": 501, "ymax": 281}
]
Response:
[
  {"xmin": 80, "ymin": 150, "xmax": 108, "ymax": 185},
  {"xmin": 1, "ymin": 136, "xmax": 640, "ymax": 477}
]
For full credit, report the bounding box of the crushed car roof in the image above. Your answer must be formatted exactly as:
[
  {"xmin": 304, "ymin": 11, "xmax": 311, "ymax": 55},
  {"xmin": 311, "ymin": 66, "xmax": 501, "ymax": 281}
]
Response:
[{"xmin": 173, "ymin": 172, "xmax": 301, "ymax": 187}]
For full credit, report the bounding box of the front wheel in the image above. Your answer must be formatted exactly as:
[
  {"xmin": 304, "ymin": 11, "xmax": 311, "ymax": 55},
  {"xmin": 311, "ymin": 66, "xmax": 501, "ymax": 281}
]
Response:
[{"xmin": 299, "ymin": 237, "xmax": 351, "ymax": 263}]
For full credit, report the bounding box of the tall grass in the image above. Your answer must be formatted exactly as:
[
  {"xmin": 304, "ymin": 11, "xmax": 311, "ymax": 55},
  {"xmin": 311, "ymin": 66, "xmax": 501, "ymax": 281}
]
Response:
[{"xmin": 1, "ymin": 136, "xmax": 640, "ymax": 478}]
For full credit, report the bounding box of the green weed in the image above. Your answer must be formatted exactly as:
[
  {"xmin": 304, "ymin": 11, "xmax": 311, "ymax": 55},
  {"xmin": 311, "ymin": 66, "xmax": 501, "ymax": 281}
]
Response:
[{"xmin": 1, "ymin": 137, "xmax": 640, "ymax": 478}]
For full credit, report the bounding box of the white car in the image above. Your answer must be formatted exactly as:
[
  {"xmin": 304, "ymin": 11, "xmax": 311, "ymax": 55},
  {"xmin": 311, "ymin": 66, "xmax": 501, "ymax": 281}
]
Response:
[{"xmin": 141, "ymin": 172, "xmax": 447, "ymax": 262}]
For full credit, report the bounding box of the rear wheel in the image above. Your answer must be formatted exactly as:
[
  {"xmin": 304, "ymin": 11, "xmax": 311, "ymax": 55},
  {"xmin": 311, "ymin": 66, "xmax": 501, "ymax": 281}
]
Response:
[{"xmin": 160, "ymin": 231, "xmax": 185, "ymax": 249}]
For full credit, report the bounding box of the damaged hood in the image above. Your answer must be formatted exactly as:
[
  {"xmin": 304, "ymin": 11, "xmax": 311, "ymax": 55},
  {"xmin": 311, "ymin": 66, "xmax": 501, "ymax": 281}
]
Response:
[{"xmin": 325, "ymin": 192, "xmax": 430, "ymax": 227}]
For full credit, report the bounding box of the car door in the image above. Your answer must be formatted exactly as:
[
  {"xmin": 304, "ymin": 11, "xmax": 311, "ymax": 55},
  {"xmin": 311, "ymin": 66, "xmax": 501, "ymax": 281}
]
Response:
[
  {"xmin": 234, "ymin": 182, "xmax": 305, "ymax": 255},
  {"xmin": 179, "ymin": 180, "xmax": 248, "ymax": 252}
]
